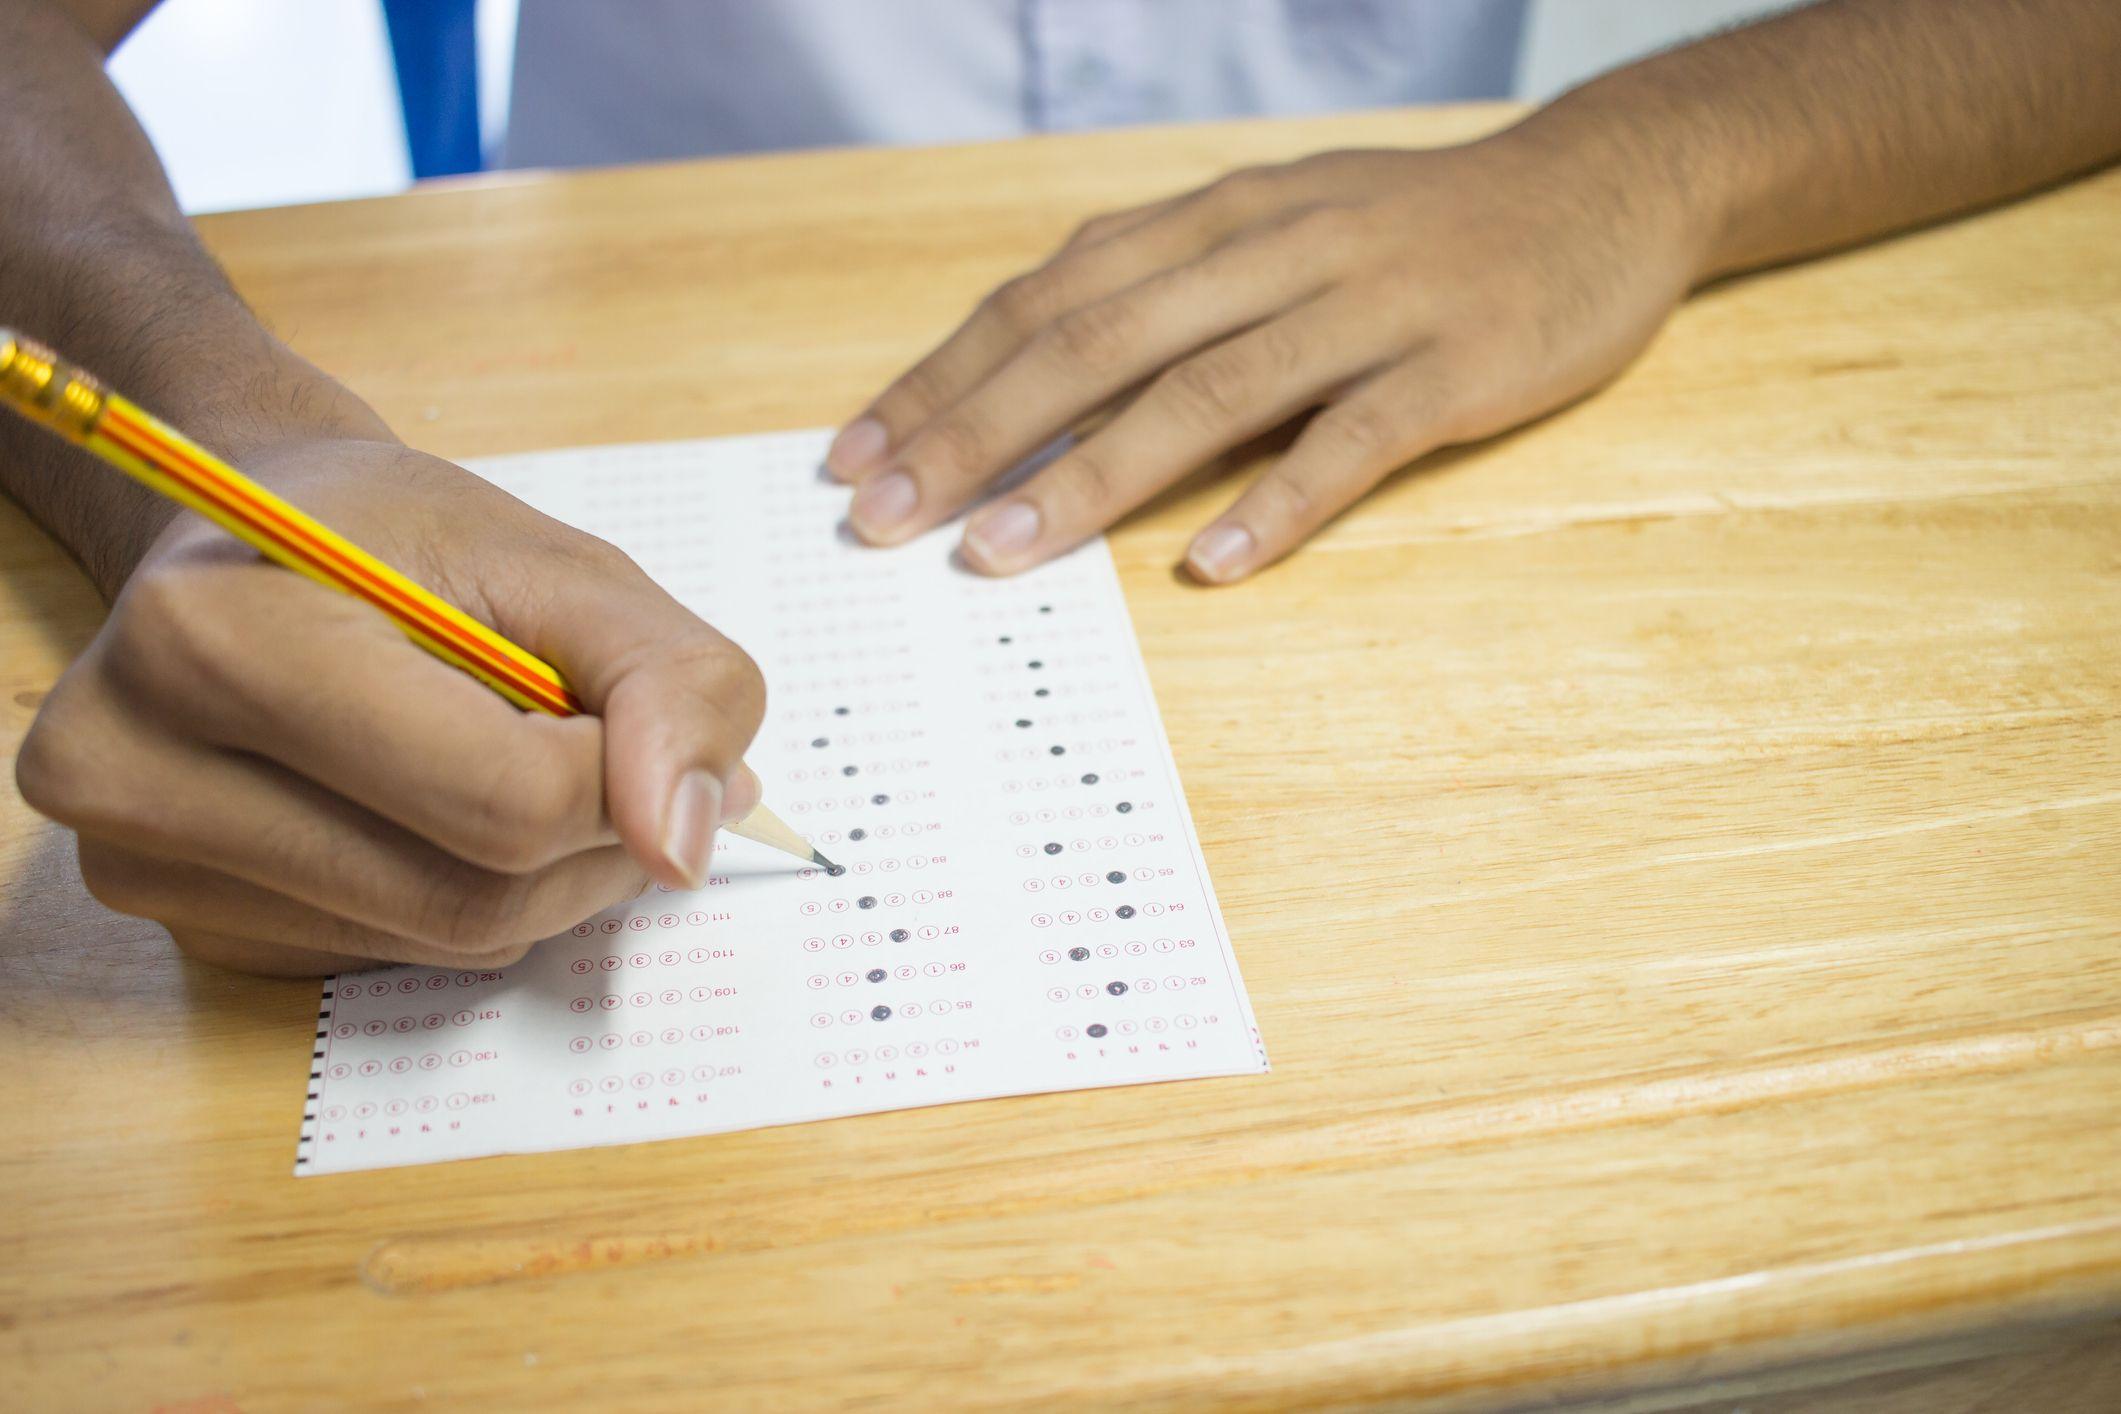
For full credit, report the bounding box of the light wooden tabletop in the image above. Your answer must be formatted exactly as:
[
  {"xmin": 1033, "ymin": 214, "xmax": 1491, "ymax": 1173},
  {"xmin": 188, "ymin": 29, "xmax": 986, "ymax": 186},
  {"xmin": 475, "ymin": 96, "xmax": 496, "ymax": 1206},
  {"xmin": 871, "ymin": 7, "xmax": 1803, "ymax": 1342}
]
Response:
[{"xmin": 3, "ymin": 105, "xmax": 2117, "ymax": 1411}]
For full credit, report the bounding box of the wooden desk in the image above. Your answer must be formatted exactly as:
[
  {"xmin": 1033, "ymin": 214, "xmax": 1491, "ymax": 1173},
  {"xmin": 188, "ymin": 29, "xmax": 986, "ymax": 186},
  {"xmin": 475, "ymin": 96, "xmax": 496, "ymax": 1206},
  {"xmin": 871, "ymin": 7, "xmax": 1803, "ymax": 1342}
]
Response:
[{"xmin": 3, "ymin": 106, "xmax": 2117, "ymax": 1411}]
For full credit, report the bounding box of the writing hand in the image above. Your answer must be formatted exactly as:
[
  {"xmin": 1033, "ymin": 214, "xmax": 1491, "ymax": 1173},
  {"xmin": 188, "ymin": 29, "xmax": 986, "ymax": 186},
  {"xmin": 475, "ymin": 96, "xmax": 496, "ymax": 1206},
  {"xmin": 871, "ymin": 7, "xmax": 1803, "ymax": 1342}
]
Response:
[{"xmin": 16, "ymin": 439, "xmax": 765, "ymax": 975}]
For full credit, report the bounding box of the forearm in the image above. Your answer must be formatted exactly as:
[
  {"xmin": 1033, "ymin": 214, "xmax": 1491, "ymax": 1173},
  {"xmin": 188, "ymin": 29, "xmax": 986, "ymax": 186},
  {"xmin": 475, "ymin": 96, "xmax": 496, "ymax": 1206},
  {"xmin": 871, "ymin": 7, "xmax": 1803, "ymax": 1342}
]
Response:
[
  {"xmin": 0, "ymin": 0, "xmax": 390, "ymax": 597},
  {"xmin": 1516, "ymin": 0, "xmax": 2121, "ymax": 285}
]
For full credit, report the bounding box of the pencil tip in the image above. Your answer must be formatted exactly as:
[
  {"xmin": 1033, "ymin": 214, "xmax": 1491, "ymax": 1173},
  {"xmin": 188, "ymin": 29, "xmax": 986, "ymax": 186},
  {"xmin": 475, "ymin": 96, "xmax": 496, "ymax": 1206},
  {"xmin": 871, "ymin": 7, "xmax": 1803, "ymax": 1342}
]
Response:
[{"xmin": 812, "ymin": 849, "xmax": 843, "ymax": 876}]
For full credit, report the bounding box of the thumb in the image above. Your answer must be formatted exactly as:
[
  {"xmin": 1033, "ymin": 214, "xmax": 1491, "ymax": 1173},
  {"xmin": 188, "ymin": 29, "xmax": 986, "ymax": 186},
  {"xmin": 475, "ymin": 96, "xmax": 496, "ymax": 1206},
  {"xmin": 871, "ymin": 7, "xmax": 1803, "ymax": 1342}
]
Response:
[{"xmin": 517, "ymin": 547, "xmax": 767, "ymax": 890}]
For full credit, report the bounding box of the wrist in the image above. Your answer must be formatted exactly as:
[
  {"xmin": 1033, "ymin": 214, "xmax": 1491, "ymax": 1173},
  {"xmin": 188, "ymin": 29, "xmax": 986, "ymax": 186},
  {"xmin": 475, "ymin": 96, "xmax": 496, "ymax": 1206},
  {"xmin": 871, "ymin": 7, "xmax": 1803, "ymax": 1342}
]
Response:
[
  {"xmin": 127, "ymin": 302, "xmax": 397, "ymax": 463},
  {"xmin": 1495, "ymin": 72, "xmax": 1742, "ymax": 292},
  {"xmin": 14, "ymin": 320, "xmax": 397, "ymax": 599}
]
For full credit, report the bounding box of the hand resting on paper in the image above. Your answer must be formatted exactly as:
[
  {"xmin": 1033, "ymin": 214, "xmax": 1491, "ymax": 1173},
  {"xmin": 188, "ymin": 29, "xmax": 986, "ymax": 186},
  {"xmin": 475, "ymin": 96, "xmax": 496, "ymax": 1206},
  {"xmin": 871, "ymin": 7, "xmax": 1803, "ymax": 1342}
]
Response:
[
  {"xmin": 837, "ymin": 138, "xmax": 1694, "ymax": 581},
  {"xmin": 831, "ymin": 0, "xmax": 2121, "ymax": 584}
]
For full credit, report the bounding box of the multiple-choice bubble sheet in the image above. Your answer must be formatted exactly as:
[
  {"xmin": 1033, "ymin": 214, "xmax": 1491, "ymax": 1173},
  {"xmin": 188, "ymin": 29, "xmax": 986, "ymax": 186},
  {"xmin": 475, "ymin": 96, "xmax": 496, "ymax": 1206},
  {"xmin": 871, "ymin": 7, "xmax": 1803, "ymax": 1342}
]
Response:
[{"xmin": 296, "ymin": 431, "xmax": 1266, "ymax": 1175}]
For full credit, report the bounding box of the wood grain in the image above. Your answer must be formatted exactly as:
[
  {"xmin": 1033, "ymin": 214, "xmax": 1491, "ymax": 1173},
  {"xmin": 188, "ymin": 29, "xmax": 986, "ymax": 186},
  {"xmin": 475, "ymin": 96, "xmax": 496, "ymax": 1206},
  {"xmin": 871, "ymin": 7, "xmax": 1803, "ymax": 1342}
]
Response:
[{"xmin": 1, "ymin": 104, "xmax": 2116, "ymax": 1411}]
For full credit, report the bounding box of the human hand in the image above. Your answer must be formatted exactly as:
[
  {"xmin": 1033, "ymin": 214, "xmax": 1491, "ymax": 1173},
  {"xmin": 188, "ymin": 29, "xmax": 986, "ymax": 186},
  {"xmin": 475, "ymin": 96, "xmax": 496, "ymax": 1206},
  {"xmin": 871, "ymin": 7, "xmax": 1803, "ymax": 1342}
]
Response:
[
  {"xmin": 830, "ymin": 132, "xmax": 1703, "ymax": 581},
  {"xmin": 14, "ymin": 438, "xmax": 765, "ymax": 976}
]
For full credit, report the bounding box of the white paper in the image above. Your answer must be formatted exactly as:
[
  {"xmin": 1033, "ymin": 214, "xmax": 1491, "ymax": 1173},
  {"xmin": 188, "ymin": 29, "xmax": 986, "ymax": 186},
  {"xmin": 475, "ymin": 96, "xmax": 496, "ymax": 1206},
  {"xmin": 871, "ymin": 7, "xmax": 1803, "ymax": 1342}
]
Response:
[{"xmin": 295, "ymin": 431, "xmax": 1267, "ymax": 1175}]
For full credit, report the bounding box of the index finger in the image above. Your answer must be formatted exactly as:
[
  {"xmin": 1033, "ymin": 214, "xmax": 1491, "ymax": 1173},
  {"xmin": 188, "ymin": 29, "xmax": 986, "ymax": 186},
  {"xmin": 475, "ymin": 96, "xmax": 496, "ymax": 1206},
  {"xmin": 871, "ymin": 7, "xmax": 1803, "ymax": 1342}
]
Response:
[{"xmin": 824, "ymin": 196, "xmax": 1235, "ymax": 484}]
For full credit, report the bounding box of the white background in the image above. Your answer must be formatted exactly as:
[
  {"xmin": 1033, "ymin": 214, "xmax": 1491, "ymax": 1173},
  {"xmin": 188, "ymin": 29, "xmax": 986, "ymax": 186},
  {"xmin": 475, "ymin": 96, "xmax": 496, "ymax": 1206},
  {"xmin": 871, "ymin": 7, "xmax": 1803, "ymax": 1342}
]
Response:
[{"xmin": 109, "ymin": 0, "xmax": 1790, "ymax": 214}]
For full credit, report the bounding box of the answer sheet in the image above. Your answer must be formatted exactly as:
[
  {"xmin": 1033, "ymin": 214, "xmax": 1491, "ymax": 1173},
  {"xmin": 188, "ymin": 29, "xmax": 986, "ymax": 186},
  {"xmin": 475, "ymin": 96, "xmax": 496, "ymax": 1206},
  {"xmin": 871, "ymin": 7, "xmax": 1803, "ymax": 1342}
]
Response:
[{"xmin": 296, "ymin": 431, "xmax": 1266, "ymax": 1174}]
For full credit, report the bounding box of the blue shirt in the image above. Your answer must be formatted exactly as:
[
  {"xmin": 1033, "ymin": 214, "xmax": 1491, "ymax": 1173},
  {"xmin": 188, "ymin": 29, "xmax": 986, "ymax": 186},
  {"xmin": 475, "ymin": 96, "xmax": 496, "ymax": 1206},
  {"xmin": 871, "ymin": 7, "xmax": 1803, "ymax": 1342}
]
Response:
[{"xmin": 503, "ymin": 0, "xmax": 1528, "ymax": 168}]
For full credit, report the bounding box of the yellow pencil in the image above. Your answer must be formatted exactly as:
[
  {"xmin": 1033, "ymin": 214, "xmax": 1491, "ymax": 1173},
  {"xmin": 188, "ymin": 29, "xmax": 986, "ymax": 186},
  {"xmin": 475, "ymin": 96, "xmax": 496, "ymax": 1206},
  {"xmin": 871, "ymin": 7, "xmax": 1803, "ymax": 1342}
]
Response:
[{"xmin": 0, "ymin": 330, "xmax": 832, "ymax": 871}]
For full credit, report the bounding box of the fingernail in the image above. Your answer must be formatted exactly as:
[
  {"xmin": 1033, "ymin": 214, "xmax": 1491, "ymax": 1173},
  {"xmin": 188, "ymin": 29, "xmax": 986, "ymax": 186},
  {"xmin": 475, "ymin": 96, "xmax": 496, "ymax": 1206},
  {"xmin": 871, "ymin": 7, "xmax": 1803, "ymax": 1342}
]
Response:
[
  {"xmin": 661, "ymin": 769, "xmax": 722, "ymax": 890},
  {"xmin": 1186, "ymin": 523, "xmax": 1255, "ymax": 583},
  {"xmin": 721, "ymin": 764, "xmax": 762, "ymax": 824},
  {"xmin": 850, "ymin": 469, "xmax": 918, "ymax": 537},
  {"xmin": 826, "ymin": 417, "xmax": 888, "ymax": 481},
  {"xmin": 964, "ymin": 501, "xmax": 1042, "ymax": 568}
]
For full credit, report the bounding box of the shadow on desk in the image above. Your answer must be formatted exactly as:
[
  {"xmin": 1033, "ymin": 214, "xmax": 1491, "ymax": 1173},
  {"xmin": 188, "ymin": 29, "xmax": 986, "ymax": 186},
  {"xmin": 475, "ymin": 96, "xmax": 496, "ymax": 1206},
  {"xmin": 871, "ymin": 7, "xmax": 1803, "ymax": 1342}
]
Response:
[
  {"xmin": 1623, "ymin": 1311, "xmax": 2121, "ymax": 1412},
  {"xmin": 0, "ymin": 817, "xmax": 317, "ymax": 1070}
]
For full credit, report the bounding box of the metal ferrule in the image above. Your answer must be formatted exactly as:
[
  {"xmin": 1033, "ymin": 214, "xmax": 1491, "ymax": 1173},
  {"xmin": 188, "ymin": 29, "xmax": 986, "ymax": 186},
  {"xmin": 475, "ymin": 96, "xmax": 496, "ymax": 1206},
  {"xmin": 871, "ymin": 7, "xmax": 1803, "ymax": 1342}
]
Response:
[{"xmin": 0, "ymin": 330, "xmax": 108, "ymax": 441}]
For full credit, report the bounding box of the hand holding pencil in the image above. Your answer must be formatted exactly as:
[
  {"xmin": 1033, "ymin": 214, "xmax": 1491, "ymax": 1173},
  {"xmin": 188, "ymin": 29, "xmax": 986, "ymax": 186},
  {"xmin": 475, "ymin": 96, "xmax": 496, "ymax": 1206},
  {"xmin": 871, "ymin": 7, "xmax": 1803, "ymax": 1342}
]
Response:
[{"xmin": 5, "ymin": 332, "xmax": 788, "ymax": 978}]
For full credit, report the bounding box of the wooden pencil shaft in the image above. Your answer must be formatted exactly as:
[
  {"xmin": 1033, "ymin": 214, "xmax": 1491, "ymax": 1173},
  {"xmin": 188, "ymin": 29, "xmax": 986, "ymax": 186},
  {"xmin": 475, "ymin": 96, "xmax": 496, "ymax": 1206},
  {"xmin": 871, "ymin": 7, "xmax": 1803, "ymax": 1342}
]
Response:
[{"xmin": 723, "ymin": 806, "xmax": 819, "ymax": 864}]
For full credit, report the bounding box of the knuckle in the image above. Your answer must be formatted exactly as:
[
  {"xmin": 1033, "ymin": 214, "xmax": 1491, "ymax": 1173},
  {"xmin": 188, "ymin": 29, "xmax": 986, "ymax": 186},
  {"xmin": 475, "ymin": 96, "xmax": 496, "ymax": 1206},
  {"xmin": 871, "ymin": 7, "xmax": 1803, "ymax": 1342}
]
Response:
[
  {"xmin": 462, "ymin": 934, "xmax": 537, "ymax": 969},
  {"xmin": 106, "ymin": 566, "xmax": 282, "ymax": 743},
  {"xmin": 540, "ymin": 529, "xmax": 639, "ymax": 590},
  {"xmin": 14, "ymin": 690, "xmax": 110, "ymax": 830},
  {"xmin": 915, "ymin": 412, "xmax": 990, "ymax": 478},
  {"xmin": 882, "ymin": 359, "xmax": 950, "ymax": 421},
  {"xmin": 1406, "ymin": 361, "xmax": 1459, "ymax": 424},
  {"xmin": 1285, "ymin": 203, "xmax": 1366, "ymax": 255},
  {"xmin": 1363, "ymin": 348, "xmax": 1455, "ymax": 426},
  {"xmin": 1261, "ymin": 464, "xmax": 1322, "ymax": 521},
  {"xmin": 106, "ymin": 568, "xmax": 229, "ymax": 700},
  {"xmin": 617, "ymin": 634, "xmax": 767, "ymax": 764},
  {"xmin": 703, "ymin": 642, "xmax": 769, "ymax": 745},
  {"xmin": 1045, "ymin": 297, "xmax": 1142, "ymax": 376},
  {"xmin": 1159, "ymin": 353, "xmax": 1253, "ymax": 430},
  {"xmin": 986, "ymin": 273, "xmax": 1057, "ymax": 336},
  {"xmin": 111, "ymin": 563, "xmax": 189, "ymax": 640},
  {"xmin": 570, "ymin": 531, "xmax": 638, "ymax": 576},
  {"xmin": 1057, "ymin": 446, "xmax": 1119, "ymax": 510},
  {"xmin": 510, "ymin": 532, "xmax": 642, "ymax": 629},
  {"xmin": 12, "ymin": 714, "xmax": 72, "ymax": 823},
  {"xmin": 1206, "ymin": 165, "xmax": 1274, "ymax": 210},
  {"xmin": 418, "ymin": 866, "xmax": 531, "ymax": 954},
  {"xmin": 1319, "ymin": 399, "xmax": 1401, "ymax": 459},
  {"xmin": 450, "ymin": 753, "xmax": 590, "ymax": 874},
  {"xmin": 684, "ymin": 636, "xmax": 767, "ymax": 735},
  {"xmin": 1064, "ymin": 210, "xmax": 1125, "ymax": 248},
  {"xmin": 1255, "ymin": 319, "xmax": 1310, "ymax": 380},
  {"xmin": 728, "ymin": 643, "xmax": 768, "ymax": 728}
]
